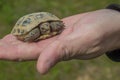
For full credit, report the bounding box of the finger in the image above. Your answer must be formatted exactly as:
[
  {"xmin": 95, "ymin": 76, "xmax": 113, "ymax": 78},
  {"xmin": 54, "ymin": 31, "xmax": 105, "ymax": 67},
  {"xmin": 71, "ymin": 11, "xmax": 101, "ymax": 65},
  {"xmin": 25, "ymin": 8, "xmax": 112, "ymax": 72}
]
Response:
[
  {"xmin": 0, "ymin": 34, "xmax": 59, "ymax": 61},
  {"xmin": 0, "ymin": 34, "xmax": 22, "ymax": 45},
  {"xmin": 1, "ymin": 36, "xmax": 32, "ymax": 61},
  {"xmin": 0, "ymin": 43, "xmax": 39, "ymax": 61},
  {"xmin": 37, "ymin": 40, "xmax": 66, "ymax": 74},
  {"xmin": 1, "ymin": 34, "xmax": 18, "ymax": 42}
]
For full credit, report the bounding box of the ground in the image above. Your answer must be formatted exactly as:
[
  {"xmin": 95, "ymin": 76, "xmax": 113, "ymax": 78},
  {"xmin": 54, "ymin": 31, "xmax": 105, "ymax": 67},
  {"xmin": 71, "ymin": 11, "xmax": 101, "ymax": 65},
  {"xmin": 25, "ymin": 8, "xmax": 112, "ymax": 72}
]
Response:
[{"xmin": 0, "ymin": 0, "xmax": 120, "ymax": 80}]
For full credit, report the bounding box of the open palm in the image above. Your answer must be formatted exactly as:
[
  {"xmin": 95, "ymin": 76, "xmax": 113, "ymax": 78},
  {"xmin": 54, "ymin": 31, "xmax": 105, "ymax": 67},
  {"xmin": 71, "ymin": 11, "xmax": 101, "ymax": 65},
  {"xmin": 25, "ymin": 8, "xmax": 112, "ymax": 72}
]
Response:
[{"xmin": 0, "ymin": 13, "xmax": 85, "ymax": 61}]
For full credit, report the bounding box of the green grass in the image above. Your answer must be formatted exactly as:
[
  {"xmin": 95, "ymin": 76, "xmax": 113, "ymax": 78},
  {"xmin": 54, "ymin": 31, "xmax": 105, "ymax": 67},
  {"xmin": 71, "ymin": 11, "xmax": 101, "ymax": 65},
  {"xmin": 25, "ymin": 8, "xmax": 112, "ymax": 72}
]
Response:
[{"xmin": 0, "ymin": 0, "xmax": 120, "ymax": 80}]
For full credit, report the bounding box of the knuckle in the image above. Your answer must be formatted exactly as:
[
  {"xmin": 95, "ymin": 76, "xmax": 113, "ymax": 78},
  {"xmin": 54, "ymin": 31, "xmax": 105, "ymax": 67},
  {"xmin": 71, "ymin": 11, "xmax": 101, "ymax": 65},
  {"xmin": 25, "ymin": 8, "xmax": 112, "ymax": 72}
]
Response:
[{"xmin": 59, "ymin": 40, "xmax": 72, "ymax": 61}]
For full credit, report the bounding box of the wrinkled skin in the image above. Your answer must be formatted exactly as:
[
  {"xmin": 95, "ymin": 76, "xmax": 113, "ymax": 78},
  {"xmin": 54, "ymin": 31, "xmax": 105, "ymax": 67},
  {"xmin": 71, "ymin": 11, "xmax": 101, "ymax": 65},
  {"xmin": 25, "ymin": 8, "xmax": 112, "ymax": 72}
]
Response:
[{"xmin": 0, "ymin": 9, "xmax": 120, "ymax": 74}]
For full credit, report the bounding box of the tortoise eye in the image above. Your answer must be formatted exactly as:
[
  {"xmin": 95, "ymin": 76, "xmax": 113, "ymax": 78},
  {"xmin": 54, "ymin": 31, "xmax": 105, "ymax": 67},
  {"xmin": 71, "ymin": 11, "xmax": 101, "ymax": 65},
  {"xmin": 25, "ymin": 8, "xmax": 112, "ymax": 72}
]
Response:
[{"xmin": 22, "ymin": 18, "xmax": 31, "ymax": 26}]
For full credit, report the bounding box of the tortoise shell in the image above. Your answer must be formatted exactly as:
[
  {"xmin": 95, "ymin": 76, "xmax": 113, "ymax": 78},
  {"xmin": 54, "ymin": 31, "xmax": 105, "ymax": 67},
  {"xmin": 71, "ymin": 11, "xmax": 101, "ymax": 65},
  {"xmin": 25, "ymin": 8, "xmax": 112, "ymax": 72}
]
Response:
[{"xmin": 11, "ymin": 12, "xmax": 64, "ymax": 42}]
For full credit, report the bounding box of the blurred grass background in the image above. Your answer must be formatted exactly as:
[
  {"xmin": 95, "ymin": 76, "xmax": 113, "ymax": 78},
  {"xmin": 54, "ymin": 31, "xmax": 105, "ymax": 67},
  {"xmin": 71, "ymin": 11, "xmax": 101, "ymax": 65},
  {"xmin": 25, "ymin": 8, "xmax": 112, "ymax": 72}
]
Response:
[{"xmin": 0, "ymin": 0, "xmax": 120, "ymax": 80}]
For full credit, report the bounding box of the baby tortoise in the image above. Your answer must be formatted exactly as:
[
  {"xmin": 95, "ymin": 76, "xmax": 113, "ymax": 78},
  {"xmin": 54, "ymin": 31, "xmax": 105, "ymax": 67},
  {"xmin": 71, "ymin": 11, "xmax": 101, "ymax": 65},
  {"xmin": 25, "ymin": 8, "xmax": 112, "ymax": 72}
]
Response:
[{"xmin": 11, "ymin": 12, "xmax": 65, "ymax": 42}]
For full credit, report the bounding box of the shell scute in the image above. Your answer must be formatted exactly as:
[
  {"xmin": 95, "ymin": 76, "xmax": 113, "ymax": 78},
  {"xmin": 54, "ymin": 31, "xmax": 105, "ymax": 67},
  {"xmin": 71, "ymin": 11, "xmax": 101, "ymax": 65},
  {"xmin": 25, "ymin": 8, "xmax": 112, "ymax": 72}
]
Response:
[
  {"xmin": 11, "ymin": 12, "xmax": 64, "ymax": 42},
  {"xmin": 11, "ymin": 12, "xmax": 60, "ymax": 35}
]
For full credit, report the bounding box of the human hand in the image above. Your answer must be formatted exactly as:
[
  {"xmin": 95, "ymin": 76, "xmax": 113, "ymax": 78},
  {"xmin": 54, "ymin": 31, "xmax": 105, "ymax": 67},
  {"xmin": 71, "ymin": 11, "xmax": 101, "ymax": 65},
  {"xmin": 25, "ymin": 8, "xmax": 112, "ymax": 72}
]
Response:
[
  {"xmin": 0, "ymin": 11, "xmax": 84, "ymax": 61},
  {"xmin": 36, "ymin": 9, "xmax": 120, "ymax": 74},
  {"xmin": 0, "ymin": 9, "xmax": 120, "ymax": 74}
]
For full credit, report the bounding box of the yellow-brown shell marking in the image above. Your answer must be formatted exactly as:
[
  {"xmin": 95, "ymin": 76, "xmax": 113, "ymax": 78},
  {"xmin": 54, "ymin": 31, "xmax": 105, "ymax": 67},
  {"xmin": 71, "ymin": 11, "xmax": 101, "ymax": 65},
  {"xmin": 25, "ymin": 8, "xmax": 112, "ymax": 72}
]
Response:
[
  {"xmin": 11, "ymin": 12, "xmax": 60, "ymax": 35},
  {"xmin": 11, "ymin": 12, "xmax": 64, "ymax": 42}
]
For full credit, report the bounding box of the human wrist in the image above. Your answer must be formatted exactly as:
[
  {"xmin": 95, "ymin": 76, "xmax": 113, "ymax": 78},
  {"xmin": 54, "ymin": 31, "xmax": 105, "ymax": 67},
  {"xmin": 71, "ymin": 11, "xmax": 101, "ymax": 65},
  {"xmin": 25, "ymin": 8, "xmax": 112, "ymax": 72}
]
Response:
[
  {"xmin": 99, "ymin": 9, "xmax": 120, "ymax": 51},
  {"xmin": 104, "ymin": 4, "xmax": 120, "ymax": 62},
  {"xmin": 105, "ymin": 5, "xmax": 120, "ymax": 50}
]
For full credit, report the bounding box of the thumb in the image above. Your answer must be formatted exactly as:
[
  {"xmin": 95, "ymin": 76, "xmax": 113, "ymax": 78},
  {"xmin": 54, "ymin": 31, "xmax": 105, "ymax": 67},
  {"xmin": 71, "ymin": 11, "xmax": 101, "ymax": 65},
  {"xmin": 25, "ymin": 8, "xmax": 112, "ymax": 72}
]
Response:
[{"xmin": 37, "ymin": 40, "xmax": 68, "ymax": 74}]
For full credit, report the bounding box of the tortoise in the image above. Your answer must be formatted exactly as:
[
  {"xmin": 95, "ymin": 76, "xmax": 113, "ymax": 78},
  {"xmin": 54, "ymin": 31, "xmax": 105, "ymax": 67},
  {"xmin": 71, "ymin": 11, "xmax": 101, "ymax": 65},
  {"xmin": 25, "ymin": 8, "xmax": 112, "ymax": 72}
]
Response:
[{"xmin": 11, "ymin": 12, "xmax": 65, "ymax": 42}]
